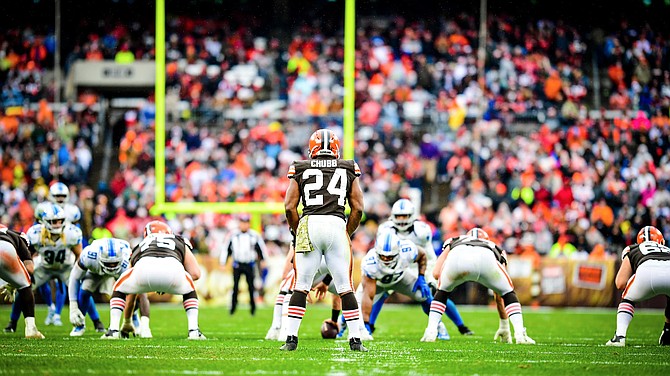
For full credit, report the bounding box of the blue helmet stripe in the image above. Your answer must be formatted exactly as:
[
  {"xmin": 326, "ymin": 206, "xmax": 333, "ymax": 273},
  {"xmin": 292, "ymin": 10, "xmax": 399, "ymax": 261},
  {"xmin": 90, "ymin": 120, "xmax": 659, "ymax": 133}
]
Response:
[
  {"xmin": 107, "ymin": 239, "xmax": 116, "ymax": 257},
  {"xmin": 384, "ymin": 233, "xmax": 391, "ymax": 253}
]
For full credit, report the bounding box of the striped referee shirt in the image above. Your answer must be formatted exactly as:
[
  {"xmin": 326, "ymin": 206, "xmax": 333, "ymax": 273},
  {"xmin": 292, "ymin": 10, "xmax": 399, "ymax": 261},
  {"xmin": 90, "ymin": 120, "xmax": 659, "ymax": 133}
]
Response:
[{"xmin": 221, "ymin": 229, "xmax": 267, "ymax": 265}]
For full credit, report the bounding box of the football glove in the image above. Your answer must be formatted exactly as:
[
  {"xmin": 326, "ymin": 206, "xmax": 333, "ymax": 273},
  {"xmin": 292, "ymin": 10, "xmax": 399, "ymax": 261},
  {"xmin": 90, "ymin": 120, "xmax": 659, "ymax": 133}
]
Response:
[
  {"xmin": 494, "ymin": 318, "xmax": 512, "ymax": 343},
  {"xmin": 121, "ymin": 321, "xmax": 136, "ymax": 338},
  {"xmin": 364, "ymin": 321, "xmax": 374, "ymax": 335},
  {"xmin": 69, "ymin": 307, "xmax": 85, "ymax": 327},
  {"xmin": 0, "ymin": 285, "xmax": 16, "ymax": 303},
  {"xmin": 412, "ymin": 275, "xmax": 432, "ymax": 299}
]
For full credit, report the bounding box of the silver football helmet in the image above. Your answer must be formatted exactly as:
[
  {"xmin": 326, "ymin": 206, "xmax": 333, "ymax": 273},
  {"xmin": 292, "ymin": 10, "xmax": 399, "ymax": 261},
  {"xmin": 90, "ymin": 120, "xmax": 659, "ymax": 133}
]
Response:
[
  {"xmin": 48, "ymin": 182, "xmax": 69, "ymax": 205},
  {"xmin": 98, "ymin": 239, "xmax": 129, "ymax": 275},
  {"xmin": 375, "ymin": 230, "xmax": 401, "ymax": 270},
  {"xmin": 390, "ymin": 198, "xmax": 416, "ymax": 231},
  {"xmin": 40, "ymin": 203, "xmax": 66, "ymax": 235}
]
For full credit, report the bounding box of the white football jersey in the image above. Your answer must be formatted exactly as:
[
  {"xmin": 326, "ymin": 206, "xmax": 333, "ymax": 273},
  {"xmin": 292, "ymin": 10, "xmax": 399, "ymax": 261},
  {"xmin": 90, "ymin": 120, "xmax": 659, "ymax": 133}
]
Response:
[
  {"xmin": 379, "ymin": 219, "xmax": 435, "ymax": 260},
  {"xmin": 361, "ymin": 239, "xmax": 418, "ymax": 287},
  {"xmin": 80, "ymin": 238, "xmax": 132, "ymax": 277},
  {"xmin": 27, "ymin": 223, "xmax": 82, "ymax": 270}
]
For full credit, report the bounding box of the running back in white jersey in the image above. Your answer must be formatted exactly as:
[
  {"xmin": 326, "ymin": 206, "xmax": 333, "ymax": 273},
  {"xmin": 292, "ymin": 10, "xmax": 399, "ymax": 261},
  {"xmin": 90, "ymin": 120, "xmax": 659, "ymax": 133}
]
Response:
[
  {"xmin": 80, "ymin": 239, "xmax": 132, "ymax": 277},
  {"xmin": 27, "ymin": 223, "xmax": 82, "ymax": 269},
  {"xmin": 379, "ymin": 220, "xmax": 434, "ymax": 259},
  {"xmin": 361, "ymin": 239, "xmax": 418, "ymax": 287}
]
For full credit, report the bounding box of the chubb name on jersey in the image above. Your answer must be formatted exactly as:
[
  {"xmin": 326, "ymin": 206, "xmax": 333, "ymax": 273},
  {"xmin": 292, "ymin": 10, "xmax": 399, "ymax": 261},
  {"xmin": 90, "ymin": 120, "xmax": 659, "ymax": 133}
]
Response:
[{"xmin": 310, "ymin": 159, "xmax": 338, "ymax": 168}]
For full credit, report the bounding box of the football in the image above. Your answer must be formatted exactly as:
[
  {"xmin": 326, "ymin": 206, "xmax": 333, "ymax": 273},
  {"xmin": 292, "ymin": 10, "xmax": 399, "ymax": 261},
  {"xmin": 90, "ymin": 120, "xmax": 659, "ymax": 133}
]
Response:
[{"xmin": 320, "ymin": 319, "xmax": 339, "ymax": 339}]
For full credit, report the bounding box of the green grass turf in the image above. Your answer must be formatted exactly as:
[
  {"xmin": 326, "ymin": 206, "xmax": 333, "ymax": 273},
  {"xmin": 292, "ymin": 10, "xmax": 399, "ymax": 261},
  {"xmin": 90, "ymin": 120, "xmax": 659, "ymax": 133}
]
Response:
[{"xmin": 0, "ymin": 304, "xmax": 668, "ymax": 375}]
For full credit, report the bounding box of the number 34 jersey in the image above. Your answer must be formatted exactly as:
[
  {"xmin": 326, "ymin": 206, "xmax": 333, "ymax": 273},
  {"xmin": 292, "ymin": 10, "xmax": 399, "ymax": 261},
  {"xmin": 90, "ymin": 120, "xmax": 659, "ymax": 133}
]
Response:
[
  {"xmin": 361, "ymin": 239, "xmax": 418, "ymax": 287},
  {"xmin": 27, "ymin": 223, "xmax": 82, "ymax": 270},
  {"xmin": 131, "ymin": 234, "xmax": 193, "ymax": 266},
  {"xmin": 288, "ymin": 158, "xmax": 361, "ymax": 221}
]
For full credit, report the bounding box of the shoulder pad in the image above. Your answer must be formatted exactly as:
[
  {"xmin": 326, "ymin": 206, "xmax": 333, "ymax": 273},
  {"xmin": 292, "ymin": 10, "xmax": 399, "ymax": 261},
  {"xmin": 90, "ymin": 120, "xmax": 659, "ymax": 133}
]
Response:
[
  {"xmin": 361, "ymin": 250, "xmax": 380, "ymax": 277},
  {"xmin": 84, "ymin": 245, "xmax": 99, "ymax": 259},
  {"xmin": 379, "ymin": 221, "xmax": 396, "ymax": 232},
  {"xmin": 413, "ymin": 221, "xmax": 432, "ymax": 238},
  {"xmin": 399, "ymin": 239, "xmax": 417, "ymax": 252},
  {"xmin": 287, "ymin": 163, "xmax": 296, "ymax": 179},
  {"xmin": 399, "ymin": 239, "xmax": 418, "ymax": 259},
  {"xmin": 183, "ymin": 237, "xmax": 193, "ymax": 250},
  {"xmin": 621, "ymin": 245, "xmax": 632, "ymax": 260},
  {"xmin": 353, "ymin": 161, "xmax": 361, "ymax": 176},
  {"xmin": 27, "ymin": 225, "xmax": 42, "ymax": 243},
  {"xmin": 65, "ymin": 225, "xmax": 83, "ymax": 245}
]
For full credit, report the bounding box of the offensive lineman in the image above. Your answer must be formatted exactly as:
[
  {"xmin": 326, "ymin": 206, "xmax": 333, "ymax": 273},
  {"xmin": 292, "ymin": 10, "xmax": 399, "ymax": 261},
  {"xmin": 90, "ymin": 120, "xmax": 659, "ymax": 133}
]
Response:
[
  {"xmin": 606, "ymin": 226, "xmax": 670, "ymax": 347},
  {"xmin": 102, "ymin": 220, "xmax": 205, "ymax": 340},
  {"xmin": 421, "ymin": 228, "xmax": 535, "ymax": 344},
  {"xmin": 376, "ymin": 198, "xmax": 472, "ymax": 336},
  {"xmin": 0, "ymin": 224, "xmax": 44, "ymax": 338},
  {"xmin": 282, "ymin": 128, "xmax": 367, "ymax": 351},
  {"xmin": 265, "ymin": 244, "xmax": 368, "ymax": 341}
]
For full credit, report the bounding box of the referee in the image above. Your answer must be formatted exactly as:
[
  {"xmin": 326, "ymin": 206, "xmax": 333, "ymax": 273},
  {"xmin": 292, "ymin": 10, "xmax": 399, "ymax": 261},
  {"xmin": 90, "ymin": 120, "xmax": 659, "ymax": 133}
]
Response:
[{"xmin": 221, "ymin": 214, "xmax": 267, "ymax": 315}]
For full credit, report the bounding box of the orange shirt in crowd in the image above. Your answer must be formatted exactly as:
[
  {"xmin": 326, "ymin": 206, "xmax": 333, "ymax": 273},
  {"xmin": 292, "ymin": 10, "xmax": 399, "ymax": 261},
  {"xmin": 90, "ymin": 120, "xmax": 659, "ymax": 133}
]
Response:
[{"xmin": 590, "ymin": 202, "xmax": 614, "ymax": 227}]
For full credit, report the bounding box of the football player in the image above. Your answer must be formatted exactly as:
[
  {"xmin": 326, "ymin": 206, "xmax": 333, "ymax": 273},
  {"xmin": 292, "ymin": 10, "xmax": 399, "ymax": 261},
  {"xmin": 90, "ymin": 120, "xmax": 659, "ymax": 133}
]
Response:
[
  {"xmin": 101, "ymin": 220, "xmax": 205, "ymax": 340},
  {"xmin": 68, "ymin": 237, "xmax": 131, "ymax": 336},
  {"xmin": 36, "ymin": 183, "xmax": 89, "ymax": 327},
  {"xmin": 265, "ymin": 244, "xmax": 369, "ymax": 341},
  {"xmin": 348, "ymin": 229, "xmax": 450, "ymax": 339},
  {"xmin": 421, "ymin": 228, "xmax": 535, "ymax": 344},
  {"xmin": 0, "ymin": 224, "xmax": 44, "ymax": 338},
  {"xmin": 606, "ymin": 226, "xmax": 670, "ymax": 347},
  {"xmin": 281, "ymin": 129, "xmax": 367, "ymax": 351},
  {"xmin": 48, "ymin": 182, "xmax": 83, "ymax": 226},
  {"xmin": 4, "ymin": 203, "xmax": 82, "ymax": 333},
  {"xmin": 377, "ymin": 198, "xmax": 472, "ymax": 336}
]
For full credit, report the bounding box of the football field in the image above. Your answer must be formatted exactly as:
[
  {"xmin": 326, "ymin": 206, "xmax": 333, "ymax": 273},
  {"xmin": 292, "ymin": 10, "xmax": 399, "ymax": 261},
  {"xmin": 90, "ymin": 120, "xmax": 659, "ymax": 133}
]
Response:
[{"xmin": 1, "ymin": 304, "xmax": 668, "ymax": 375}]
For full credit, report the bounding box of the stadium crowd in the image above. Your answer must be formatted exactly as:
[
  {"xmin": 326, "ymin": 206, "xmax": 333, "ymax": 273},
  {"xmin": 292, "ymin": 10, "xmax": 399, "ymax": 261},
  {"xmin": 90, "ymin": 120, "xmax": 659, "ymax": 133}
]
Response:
[{"xmin": 1, "ymin": 6, "xmax": 669, "ymax": 271}]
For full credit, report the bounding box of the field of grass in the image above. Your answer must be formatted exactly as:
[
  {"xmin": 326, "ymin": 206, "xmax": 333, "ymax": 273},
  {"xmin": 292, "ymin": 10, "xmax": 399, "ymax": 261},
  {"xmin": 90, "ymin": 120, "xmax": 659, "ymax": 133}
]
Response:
[{"xmin": 0, "ymin": 303, "xmax": 669, "ymax": 375}]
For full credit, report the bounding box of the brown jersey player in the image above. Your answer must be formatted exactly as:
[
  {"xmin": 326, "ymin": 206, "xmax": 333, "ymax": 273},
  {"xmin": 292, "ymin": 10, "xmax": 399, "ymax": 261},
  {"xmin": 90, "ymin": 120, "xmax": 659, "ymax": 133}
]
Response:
[
  {"xmin": 281, "ymin": 128, "xmax": 367, "ymax": 352},
  {"xmin": 606, "ymin": 226, "xmax": 670, "ymax": 347},
  {"xmin": 101, "ymin": 220, "xmax": 206, "ymax": 340}
]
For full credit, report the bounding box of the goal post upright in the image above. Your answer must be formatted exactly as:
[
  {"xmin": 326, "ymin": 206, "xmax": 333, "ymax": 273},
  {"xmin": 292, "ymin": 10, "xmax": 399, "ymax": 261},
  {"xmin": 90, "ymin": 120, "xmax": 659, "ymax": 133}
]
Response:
[{"xmin": 150, "ymin": 0, "xmax": 356, "ymax": 228}]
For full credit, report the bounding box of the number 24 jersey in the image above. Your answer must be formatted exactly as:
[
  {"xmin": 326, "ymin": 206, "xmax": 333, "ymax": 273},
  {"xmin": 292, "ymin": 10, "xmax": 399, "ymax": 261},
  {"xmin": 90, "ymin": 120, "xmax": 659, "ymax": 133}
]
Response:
[{"xmin": 288, "ymin": 158, "xmax": 361, "ymax": 221}]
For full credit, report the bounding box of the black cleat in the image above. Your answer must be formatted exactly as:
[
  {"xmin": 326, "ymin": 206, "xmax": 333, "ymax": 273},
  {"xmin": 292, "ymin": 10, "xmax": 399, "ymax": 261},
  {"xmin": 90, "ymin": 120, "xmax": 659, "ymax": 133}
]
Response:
[
  {"xmin": 660, "ymin": 328, "xmax": 670, "ymax": 346},
  {"xmin": 605, "ymin": 334, "xmax": 626, "ymax": 347},
  {"xmin": 349, "ymin": 337, "xmax": 368, "ymax": 352},
  {"xmin": 458, "ymin": 325, "xmax": 474, "ymax": 335},
  {"xmin": 280, "ymin": 335, "xmax": 298, "ymax": 351},
  {"xmin": 94, "ymin": 320, "xmax": 106, "ymax": 333},
  {"xmin": 101, "ymin": 329, "xmax": 120, "ymax": 339},
  {"xmin": 3, "ymin": 320, "xmax": 17, "ymax": 333}
]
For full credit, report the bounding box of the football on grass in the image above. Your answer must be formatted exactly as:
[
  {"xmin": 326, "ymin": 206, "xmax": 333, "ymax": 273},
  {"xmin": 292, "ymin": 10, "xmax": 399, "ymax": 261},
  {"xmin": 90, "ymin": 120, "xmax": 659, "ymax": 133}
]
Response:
[{"xmin": 320, "ymin": 319, "xmax": 339, "ymax": 339}]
